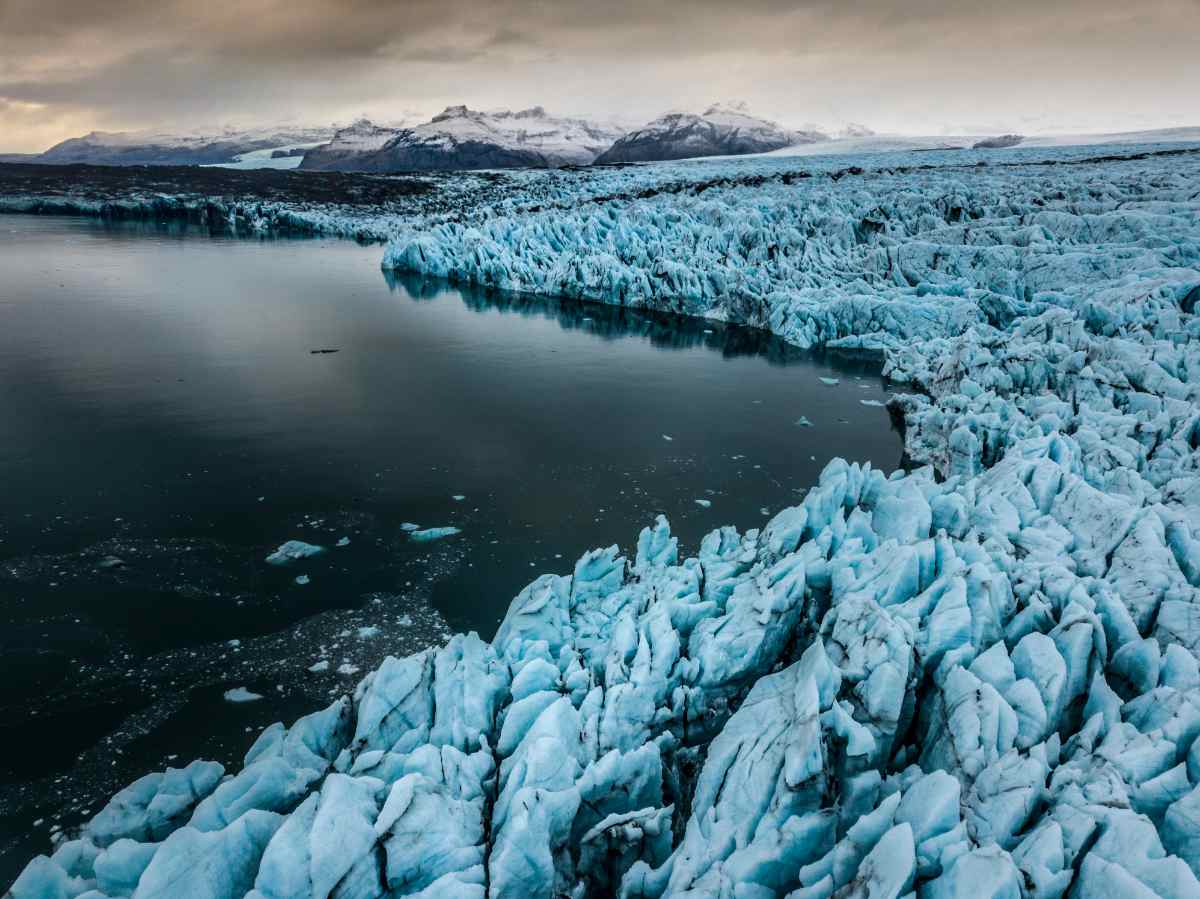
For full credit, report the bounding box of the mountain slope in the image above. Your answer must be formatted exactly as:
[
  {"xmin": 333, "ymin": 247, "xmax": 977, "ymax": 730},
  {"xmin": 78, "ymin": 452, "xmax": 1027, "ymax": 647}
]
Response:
[
  {"xmin": 594, "ymin": 102, "xmax": 823, "ymax": 163},
  {"xmin": 300, "ymin": 106, "xmax": 626, "ymax": 172},
  {"xmin": 37, "ymin": 126, "xmax": 335, "ymax": 166}
]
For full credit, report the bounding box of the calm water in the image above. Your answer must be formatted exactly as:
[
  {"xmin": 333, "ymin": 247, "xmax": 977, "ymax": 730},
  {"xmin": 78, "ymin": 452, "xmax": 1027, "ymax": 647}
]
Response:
[{"xmin": 0, "ymin": 213, "xmax": 901, "ymax": 880}]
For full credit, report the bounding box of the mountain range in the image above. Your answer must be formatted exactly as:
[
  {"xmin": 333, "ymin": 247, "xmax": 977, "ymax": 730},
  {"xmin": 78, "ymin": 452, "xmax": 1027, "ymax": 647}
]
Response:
[
  {"xmin": 29, "ymin": 125, "xmax": 336, "ymax": 167},
  {"xmin": 299, "ymin": 106, "xmax": 625, "ymax": 172}
]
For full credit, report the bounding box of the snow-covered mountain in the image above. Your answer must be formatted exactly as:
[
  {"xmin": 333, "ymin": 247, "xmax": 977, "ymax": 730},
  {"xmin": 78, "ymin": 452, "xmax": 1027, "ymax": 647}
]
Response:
[
  {"xmin": 300, "ymin": 106, "xmax": 627, "ymax": 172},
  {"xmin": 594, "ymin": 102, "xmax": 825, "ymax": 164},
  {"xmin": 36, "ymin": 126, "xmax": 336, "ymax": 167},
  {"xmin": 263, "ymin": 118, "xmax": 411, "ymax": 172},
  {"xmin": 837, "ymin": 122, "xmax": 876, "ymax": 139}
]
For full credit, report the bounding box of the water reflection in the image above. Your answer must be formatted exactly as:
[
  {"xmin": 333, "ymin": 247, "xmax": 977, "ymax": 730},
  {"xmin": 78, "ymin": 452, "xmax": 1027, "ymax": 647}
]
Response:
[{"xmin": 384, "ymin": 270, "xmax": 882, "ymax": 370}]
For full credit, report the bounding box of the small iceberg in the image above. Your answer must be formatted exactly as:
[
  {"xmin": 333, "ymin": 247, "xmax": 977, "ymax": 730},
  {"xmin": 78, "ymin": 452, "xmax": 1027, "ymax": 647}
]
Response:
[
  {"xmin": 409, "ymin": 526, "xmax": 462, "ymax": 543},
  {"xmin": 694, "ymin": 499, "xmax": 712, "ymax": 508},
  {"xmin": 818, "ymin": 376, "xmax": 840, "ymax": 386},
  {"xmin": 336, "ymin": 536, "xmax": 351, "ymax": 547},
  {"xmin": 860, "ymin": 399, "xmax": 886, "ymax": 407},
  {"xmin": 223, "ymin": 687, "xmax": 262, "ymax": 704},
  {"xmin": 265, "ymin": 540, "xmax": 325, "ymax": 565},
  {"xmin": 795, "ymin": 416, "xmax": 813, "ymax": 427},
  {"xmin": 307, "ymin": 660, "xmax": 330, "ymax": 673},
  {"xmin": 400, "ymin": 522, "xmax": 421, "ymax": 532},
  {"xmin": 294, "ymin": 574, "xmax": 310, "ymax": 585}
]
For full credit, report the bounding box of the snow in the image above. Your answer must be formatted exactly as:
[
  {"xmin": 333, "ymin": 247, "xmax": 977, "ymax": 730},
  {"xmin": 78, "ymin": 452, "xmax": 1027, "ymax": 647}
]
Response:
[
  {"xmin": 302, "ymin": 106, "xmax": 627, "ymax": 170},
  {"xmin": 595, "ymin": 102, "xmax": 823, "ymax": 164},
  {"xmin": 9, "ymin": 138, "xmax": 1200, "ymax": 899},
  {"xmin": 36, "ymin": 124, "xmax": 335, "ymax": 167},
  {"xmin": 415, "ymin": 105, "xmax": 625, "ymax": 164},
  {"xmin": 203, "ymin": 143, "xmax": 324, "ymax": 171}
]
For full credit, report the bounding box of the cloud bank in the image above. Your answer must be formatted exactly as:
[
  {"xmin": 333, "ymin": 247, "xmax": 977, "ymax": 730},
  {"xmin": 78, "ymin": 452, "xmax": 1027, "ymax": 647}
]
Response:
[{"xmin": 2, "ymin": 0, "xmax": 1198, "ymax": 151}]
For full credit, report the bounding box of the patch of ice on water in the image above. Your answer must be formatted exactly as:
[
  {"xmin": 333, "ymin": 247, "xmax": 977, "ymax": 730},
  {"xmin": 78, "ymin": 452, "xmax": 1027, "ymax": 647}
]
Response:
[
  {"xmin": 409, "ymin": 526, "xmax": 461, "ymax": 542},
  {"xmin": 265, "ymin": 540, "xmax": 324, "ymax": 565},
  {"xmin": 222, "ymin": 687, "xmax": 262, "ymax": 703}
]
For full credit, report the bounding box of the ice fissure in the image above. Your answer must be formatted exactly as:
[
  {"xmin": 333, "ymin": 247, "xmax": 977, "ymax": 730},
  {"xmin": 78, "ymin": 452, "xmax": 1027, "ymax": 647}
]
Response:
[{"xmin": 7, "ymin": 144, "xmax": 1200, "ymax": 898}]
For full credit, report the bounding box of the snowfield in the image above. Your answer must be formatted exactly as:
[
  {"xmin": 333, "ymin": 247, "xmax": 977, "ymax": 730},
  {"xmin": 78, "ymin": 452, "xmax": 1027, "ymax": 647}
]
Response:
[{"xmin": 7, "ymin": 140, "xmax": 1200, "ymax": 898}]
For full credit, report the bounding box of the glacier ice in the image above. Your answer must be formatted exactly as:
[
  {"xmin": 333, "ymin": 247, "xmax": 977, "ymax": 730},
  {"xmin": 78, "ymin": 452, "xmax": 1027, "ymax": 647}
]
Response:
[{"xmin": 7, "ymin": 142, "xmax": 1200, "ymax": 897}]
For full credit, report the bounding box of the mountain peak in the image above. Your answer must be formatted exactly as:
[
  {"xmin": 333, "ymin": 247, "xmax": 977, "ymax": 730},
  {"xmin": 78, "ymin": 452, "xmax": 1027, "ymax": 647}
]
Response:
[{"xmin": 703, "ymin": 100, "xmax": 751, "ymax": 117}]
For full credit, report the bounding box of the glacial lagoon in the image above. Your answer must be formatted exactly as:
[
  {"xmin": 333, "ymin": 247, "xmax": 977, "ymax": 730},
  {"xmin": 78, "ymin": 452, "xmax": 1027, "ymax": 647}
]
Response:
[{"xmin": 0, "ymin": 213, "xmax": 901, "ymax": 877}]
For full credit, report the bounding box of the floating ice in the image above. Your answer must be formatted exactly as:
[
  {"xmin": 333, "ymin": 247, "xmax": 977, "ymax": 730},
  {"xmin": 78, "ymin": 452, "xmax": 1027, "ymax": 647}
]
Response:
[
  {"xmin": 294, "ymin": 575, "xmax": 310, "ymax": 586},
  {"xmin": 409, "ymin": 526, "xmax": 462, "ymax": 542},
  {"xmin": 223, "ymin": 688, "xmax": 263, "ymax": 704},
  {"xmin": 264, "ymin": 541, "xmax": 324, "ymax": 565}
]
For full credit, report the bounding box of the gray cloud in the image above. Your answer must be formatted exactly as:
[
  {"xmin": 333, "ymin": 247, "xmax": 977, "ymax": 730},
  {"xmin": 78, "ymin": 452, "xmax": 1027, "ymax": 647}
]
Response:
[{"xmin": 2, "ymin": 0, "xmax": 1198, "ymax": 151}]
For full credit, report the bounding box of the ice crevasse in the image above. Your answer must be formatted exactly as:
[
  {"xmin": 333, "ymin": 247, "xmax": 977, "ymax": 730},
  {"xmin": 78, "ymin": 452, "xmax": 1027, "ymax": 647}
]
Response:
[{"xmin": 8, "ymin": 145, "xmax": 1200, "ymax": 898}]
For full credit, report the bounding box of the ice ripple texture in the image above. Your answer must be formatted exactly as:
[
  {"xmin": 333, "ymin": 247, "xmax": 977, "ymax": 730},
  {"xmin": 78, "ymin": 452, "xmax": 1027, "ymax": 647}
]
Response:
[{"xmin": 9, "ymin": 146, "xmax": 1200, "ymax": 898}]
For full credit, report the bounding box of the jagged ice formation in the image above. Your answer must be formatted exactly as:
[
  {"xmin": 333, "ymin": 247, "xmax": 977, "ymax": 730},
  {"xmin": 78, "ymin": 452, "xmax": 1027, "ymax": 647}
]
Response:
[{"xmin": 7, "ymin": 145, "xmax": 1200, "ymax": 898}]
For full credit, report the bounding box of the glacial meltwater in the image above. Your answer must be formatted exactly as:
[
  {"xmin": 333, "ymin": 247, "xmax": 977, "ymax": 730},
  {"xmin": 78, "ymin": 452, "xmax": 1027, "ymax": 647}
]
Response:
[{"xmin": 0, "ymin": 213, "xmax": 901, "ymax": 878}]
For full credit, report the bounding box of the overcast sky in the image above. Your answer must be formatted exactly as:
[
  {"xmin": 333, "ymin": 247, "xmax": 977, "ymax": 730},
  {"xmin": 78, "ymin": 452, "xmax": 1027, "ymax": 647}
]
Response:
[{"xmin": 2, "ymin": 0, "xmax": 1198, "ymax": 151}]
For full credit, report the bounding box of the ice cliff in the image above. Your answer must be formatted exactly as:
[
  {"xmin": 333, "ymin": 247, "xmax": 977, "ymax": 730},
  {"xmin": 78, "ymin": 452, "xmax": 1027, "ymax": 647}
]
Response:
[{"xmin": 8, "ymin": 145, "xmax": 1200, "ymax": 898}]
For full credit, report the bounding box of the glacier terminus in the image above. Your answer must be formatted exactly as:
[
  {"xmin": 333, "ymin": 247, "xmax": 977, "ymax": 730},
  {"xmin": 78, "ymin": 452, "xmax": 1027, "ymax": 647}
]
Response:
[{"xmin": 5, "ymin": 136, "xmax": 1200, "ymax": 899}]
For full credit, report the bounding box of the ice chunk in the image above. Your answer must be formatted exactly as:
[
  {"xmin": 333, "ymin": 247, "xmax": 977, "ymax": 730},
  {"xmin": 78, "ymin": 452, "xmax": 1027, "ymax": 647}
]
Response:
[
  {"xmin": 223, "ymin": 687, "xmax": 263, "ymax": 703},
  {"xmin": 409, "ymin": 526, "xmax": 461, "ymax": 542},
  {"xmin": 264, "ymin": 540, "xmax": 324, "ymax": 565}
]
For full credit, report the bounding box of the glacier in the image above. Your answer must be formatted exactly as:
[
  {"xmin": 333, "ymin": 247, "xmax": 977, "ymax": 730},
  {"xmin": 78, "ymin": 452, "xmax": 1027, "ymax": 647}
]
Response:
[{"xmin": 6, "ymin": 141, "xmax": 1200, "ymax": 898}]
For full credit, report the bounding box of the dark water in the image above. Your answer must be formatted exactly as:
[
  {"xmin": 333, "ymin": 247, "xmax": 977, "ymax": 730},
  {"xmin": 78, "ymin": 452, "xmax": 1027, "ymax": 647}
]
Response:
[{"xmin": 0, "ymin": 213, "xmax": 901, "ymax": 881}]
